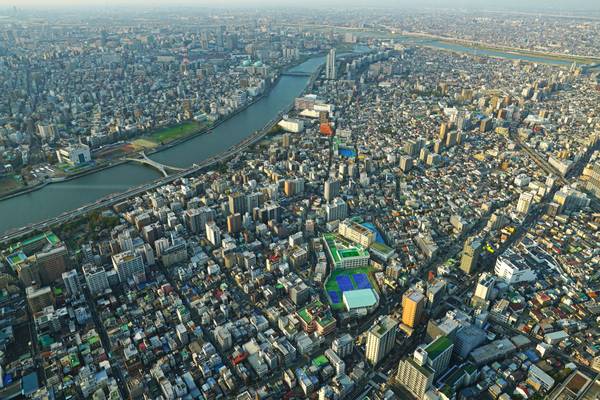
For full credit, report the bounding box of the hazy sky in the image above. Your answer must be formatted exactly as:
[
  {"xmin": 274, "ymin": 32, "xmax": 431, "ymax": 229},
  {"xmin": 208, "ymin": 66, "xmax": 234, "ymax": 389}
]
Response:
[{"xmin": 2, "ymin": 0, "xmax": 600, "ymax": 11}]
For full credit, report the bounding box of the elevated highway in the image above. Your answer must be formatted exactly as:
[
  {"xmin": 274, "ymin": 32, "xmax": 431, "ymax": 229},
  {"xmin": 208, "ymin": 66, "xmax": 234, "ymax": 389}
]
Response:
[{"xmin": 0, "ymin": 63, "xmax": 323, "ymax": 245}]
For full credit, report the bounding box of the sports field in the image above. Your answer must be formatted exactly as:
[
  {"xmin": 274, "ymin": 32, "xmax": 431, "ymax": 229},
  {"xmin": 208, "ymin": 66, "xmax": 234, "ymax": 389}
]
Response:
[
  {"xmin": 131, "ymin": 121, "xmax": 205, "ymax": 150},
  {"xmin": 324, "ymin": 266, "xmax": 377, "ymax": 310}
]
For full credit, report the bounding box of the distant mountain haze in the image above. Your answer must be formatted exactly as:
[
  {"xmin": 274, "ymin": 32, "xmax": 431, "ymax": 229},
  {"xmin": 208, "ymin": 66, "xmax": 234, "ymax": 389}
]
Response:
[{"xmin": 4, "ymin": 0, "xmax": 600, "ymax": 12}]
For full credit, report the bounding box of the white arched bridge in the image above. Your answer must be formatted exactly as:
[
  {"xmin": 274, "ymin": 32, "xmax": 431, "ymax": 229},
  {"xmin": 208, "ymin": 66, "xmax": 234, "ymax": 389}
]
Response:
[{"xmin": 124, "ymin": 152, "xmax": 185, "ymax": 177}]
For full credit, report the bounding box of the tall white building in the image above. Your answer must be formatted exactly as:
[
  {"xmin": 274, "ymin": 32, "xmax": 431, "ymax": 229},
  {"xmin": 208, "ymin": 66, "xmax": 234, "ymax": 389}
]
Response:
[
  {"xmin": 206, "ymin": 221, "xmax": 222, "ymax": 247},
  {"xmin": 325, "ymin": 48, "xmax": 336, "ymax": 80},
  {"xmin": 112, "ymin": 251, "xmax": 146, "ymax": 283},
  {"xmin": 365, "ymin": 316, "xmax": 398, "ymax": 365},
  {"xmin": 396, "ymin": 357, "xmax": 434, "ymax": 399},
  {"xmin": 324, "ymin": 349, "xmax": 346, "ymax": 375},
  {"xmin": 494, "ymin": 249, "xmax": 536, "ymax": 284},
  {"xmin": 325, "ymin": 197, "xmax": 348, "ymax": 222},
  {"xmin": 83, "ymin": 263, "xmax": 110, "ymax": 295},
  {"xmin": 516, "ymin": 191, "xmax": 535, "ymax": 214},
  {"xmin": 118, "ymin": 231, "xmax": 134, "ymax": 252},
  {"xmin": 332, "ymin": 334, "xmax": 354, "ymax": 358},
  {"xmin": 62, "ymin": 270, "xmax": 80, "ymax": 297},
  {"xmin": 474, "ymin": 272, "xmax": 496, "ymax": 301}
]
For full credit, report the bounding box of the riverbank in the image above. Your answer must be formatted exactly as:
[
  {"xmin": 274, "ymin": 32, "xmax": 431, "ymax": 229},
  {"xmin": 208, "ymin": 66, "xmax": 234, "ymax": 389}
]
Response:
[
  {"xmin": 0, "ymin": 68, "xmax": 289, "ymax": 202},
  {"xmin": 400, "ymin": 31, "xmax": 600, "ymax": 64},
  {"xmin": 0, "ymin": 65, "xmax": 321, "ymax": 242}
]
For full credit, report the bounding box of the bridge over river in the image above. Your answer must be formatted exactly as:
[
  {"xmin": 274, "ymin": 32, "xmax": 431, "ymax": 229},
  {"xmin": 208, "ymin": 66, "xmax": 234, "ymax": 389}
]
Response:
[{"xmin": 124, "ymin": 152, "xmax": 184, "ymax": 177}]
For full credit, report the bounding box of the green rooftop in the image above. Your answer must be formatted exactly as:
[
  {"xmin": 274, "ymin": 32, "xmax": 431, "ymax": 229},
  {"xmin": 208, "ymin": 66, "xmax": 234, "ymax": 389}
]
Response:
[
  {"xmin": 9, "ymin": 231, "xmax": 60, "ymax": 253},
  {"xmin": 312, "ymin": 354, "xmax": 329, "ymax": 368},
  {"xmin": 323, "ymin": 233, "xmax": 369, "ymax": 264},
  {"xmin": 426, "ymin": 336, "xmax": 453, "ymax": 361},
  {"xmin": 369, "ymin": 241, "xmax": 394, "ymax": 255},
  {"xmin": 297, "ymin": 308, "xmax": 312, "ymax": 324},
  {"xmin": 297, "ymin": 300, "xmax": 336, "ymax": 328}
]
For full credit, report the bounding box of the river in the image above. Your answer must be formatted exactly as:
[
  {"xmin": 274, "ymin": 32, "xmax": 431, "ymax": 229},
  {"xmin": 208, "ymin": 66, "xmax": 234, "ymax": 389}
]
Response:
[
  {"xmin": 0, "ymin": 56, "xmax": 324, "ymax": 234},
  {"xmin": 0, "ymin": 42, "xmax": 581, "ymax": 235}
]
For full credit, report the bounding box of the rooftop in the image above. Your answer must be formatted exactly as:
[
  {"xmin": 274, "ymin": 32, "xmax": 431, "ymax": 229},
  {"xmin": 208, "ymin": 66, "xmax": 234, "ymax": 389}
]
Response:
[
  {"xmin": 425, "ymin": 336, "xmax": 453, "ymax": 361},
  {"xmin": 323, "ymin": 233, "xmax": 370, "ymax": 264},
  {"xmin": 342, "ymin": 288, "xmax": 378, "ymax": 310}
]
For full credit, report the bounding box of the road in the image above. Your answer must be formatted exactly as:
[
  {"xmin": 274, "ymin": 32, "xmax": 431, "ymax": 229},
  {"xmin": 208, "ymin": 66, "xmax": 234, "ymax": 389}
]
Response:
[
  {"xmin": 0, "ymin": 112, "xmax": 286, "ymax": 245},
  {"xmin": 0, "ymin": 64, "xmax": 323, "ymax": 246}
]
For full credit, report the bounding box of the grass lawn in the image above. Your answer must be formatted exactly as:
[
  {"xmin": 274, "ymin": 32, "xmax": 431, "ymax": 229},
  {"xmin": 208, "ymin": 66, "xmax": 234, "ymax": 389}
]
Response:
[
  {"xmin": 131, "ymin": 138, "xmax": 160, "ymax": 151},
  {"xmin": 0, "ymin": 175, "xmax": 24, "ymax": 195},
  {"xmin": 150, "ymin": 121, "xmax": 204, "ymax": 144},
  {"xmin": 129, "ymin": 121, "xmax": 207, "ymax": 152},
  {"xmin": 324, "ymin": 266, "xmax": 377, "ymax": 310}
]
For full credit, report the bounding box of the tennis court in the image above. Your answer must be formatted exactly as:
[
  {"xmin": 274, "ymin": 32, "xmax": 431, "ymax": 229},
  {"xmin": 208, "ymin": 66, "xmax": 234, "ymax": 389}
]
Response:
[
  {"xmin": 328, "ymin": 291, "xmax": 340, "ymax": 304},
  {"xmin": 353, "ymin": 273, "xmax": 371, "ymax": 289},
  {"xmin": 336, "ymin": 275, "xmax": 354, "ymax": 292},
  {"xmin": 324, "ymin": 266, "xmax": 377, "ymax": 310}
]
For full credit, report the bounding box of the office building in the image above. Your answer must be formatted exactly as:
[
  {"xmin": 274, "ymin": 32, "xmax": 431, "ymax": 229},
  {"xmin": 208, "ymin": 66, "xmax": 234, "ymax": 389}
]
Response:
[
  {"xmin": 454, "ymin": 325, "xmax": 487, "ymax": 359},
  {"xmin": 112, "ymin": 250, "xmax": 146, "ymax": 284},
  {"xmin": 480, "ymin": 117, "xmax": 492, "ymax": 133},
  {"xmin": 246, "ymin": 192, "xmax": 261, "ymax": 212},
  {"xmin": 445, "ymin": 130, "xmax": 458, "ymax": 147},
  {"xmin": 365, "ymin": 316, "xmax": 398, "ymax": 365},
  {"xmin": 426, "ymin": 279, "xmax": 446, "ymax": 308},
  {"xmin": 403, "ymin": 140, "xmax": 421, "ymax": 157},
  {"xmin": 460, "ymin": 236, "xmax": 482, "ymax": 274},
  {"xmin": 395, "ymin": 357, "xmax": 434, "ymax": 399},
  {"xmin": 324, "ymin": 178, "xmax": 340, "ymax": 203},
  {"xmin": 227, "ymin": 213, "xmax": 243, "ymax": 234},
  {"xmin": 439, "ymin": 123, "xmax": 447, "ymax": 141},
  {"xmin": 470, "ymin": 338, "xmax": 516, "ymax": 365},
  {"xmin": 473, "ymin": 272, "xmax": 495, "ymax": 301},
  {"xmin": 325, "ymin": 197, "xmax": 348, "ymax": 222},
  {"xmin": 206, "ymin": 221, "xmax": 222, "ymax": 247},
  {"xmin": 284, "ymin": 178, "xmax": 305, "ymax": 196},
  {"xmin": 36, "ymin": 245, "xmax": 68, "ymax": 285},
  {"xmin": 83, "ymin": 263, "xmax": 110, "ymax": 295},
  {"xmin": 325, "ymin": 48, "xmax": 336, "ymax": 80},
  {"xmin": 402, "ymin": 290, "xmax": 425, "ymax": 328},
  {"xmin": 517, "ymin": 191, "xmax": 535, "ymax": 214},
  {"xmin": 415, "ymin": 335, "xmax": 454, "ymax": 378},
  {"xmin": 553, "ymin": 187, "xmax": 590, "ymax": 212},
  {"xmin": 184, "ymin": 207, "xmax": 215, "ymax": 234},
  {"xmin": 229, "ymin": 192, "xmax": 247, "ymax": 215},
  {"xmin": 62, "ymin": 270, "xmax": 80, "ymax": 297},
  {"xmin": 26, "ymin": 286, "xmax": 55, "ymax": 313},
  {"xmin": 400, "ymin": 155, "xmax": 413, "ymax": 172},
  {"xmin": 332, "ymin": 334, "xmax": 354, "ymax": 358}
]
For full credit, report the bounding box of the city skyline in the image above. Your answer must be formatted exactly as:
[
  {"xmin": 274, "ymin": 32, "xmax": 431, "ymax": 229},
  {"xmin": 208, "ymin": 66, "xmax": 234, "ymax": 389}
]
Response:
[
  {"xmin": 0, "ymin": 4, "xmax": 599, "ymax": 400},
  {"xmin": 3, "ymin": 0, "xmax": 600, "ymax": 11}
]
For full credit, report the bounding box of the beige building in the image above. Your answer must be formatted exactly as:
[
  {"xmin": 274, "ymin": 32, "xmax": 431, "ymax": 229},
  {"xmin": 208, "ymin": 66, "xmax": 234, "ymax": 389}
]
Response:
[{"xmin": 338, "ymin": 219, "xmax": 375, "ymax": 247}]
